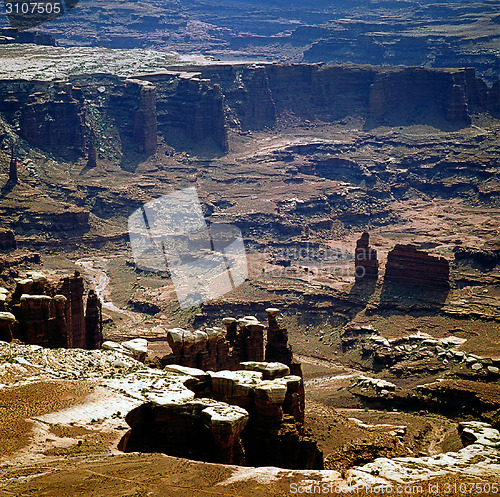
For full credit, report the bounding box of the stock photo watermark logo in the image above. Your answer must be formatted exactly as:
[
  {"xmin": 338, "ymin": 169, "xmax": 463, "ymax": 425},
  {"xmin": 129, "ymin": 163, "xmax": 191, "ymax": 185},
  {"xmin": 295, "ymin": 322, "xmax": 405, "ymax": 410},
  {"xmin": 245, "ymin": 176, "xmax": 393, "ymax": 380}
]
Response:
[{"xmin": 128, "ymin": 187, "xmax": 248, "ymax": 309}]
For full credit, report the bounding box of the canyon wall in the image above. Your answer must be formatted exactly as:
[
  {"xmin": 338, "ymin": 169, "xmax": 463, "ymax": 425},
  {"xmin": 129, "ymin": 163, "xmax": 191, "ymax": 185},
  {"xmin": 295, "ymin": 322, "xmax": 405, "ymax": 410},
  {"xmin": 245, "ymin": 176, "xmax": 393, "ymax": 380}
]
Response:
[
  {"xmin": 0, "ymin": 229, "xmax": 16, "ymax": 251},
  {"xmin": 0, "ymin": 64, "xmax": 496, "ymax": 160},
  {"xmin": 168, "ymin": 63, "xmax": 498, "ymax": 128}
]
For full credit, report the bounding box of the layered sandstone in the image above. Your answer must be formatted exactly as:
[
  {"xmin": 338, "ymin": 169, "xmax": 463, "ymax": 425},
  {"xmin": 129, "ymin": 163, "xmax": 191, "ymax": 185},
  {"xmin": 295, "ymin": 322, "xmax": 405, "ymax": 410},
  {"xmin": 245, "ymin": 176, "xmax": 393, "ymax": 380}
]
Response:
[
  {"xmin": 209, "ymin": 367, "xmax": 321, "ymax": 468},
  {"xmin": 131, "ymin": 81, "xmax": 157, "ymax": 154},
  {"xmin": 161, "ymin": 314, "xmax": 268, "ymax": 370},
  {"xmin": 384, "ymin": 244, "xmax": 450, "ymax": 289},
  {"xmin": 55, "ymin": 272, "xmax": 86, "ymax": 348},
  {"xmin": 168, "ymin": 63, "xmax": 490, "ymax": 127},
  {"xmin": 354, "ymin": 232, "xmax": 378, "ymax": 282},
  {"xmin": 0, "ymin": 28, "xmax": 55, "ymax": 46},
  {"xmin": 118, "ymin": 398, "xmax": 248, "ymax": 465},
  {"xmin": 150, "ymin": 73, "xmax": 228, "ymax": 151},
  {"xmin": 0, "ymin": 311, "xmax": 15, "ymax": 342},
  {"xmin": 85, "ymin": 290, "xmax": 103, "ymax": 350},
  {"xmin": 6, "ymin": 271, "xmax": 103, "ymax": 349}
]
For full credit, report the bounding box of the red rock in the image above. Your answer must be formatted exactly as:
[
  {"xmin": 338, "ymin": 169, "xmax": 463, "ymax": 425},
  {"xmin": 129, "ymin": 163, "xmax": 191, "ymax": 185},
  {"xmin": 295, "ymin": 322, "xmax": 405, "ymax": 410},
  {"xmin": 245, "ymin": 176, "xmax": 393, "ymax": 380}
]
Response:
[
  {"xmin": 384, "ymin": 244, "xmax": 450, "ymax": 289},
  {"xmin": 355, "ymin": 232, "xmax": 378, "ymax": 282}
]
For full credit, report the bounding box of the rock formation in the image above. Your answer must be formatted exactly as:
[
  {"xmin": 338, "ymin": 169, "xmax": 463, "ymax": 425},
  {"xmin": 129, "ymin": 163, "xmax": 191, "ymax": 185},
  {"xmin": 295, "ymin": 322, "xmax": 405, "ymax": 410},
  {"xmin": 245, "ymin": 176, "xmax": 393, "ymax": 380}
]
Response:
[
  {"xmin": 0, "ymin": 229, "xmax": 16, "ymax": 251},
  {"xmin": 17, "ymin": 208, "xmax": 90, "ymax": 233},
  {"xmin": 8, "ymin": 144, "xmax": 17, "ymax": 184},
  {"xmin": 55, "ymin": 272, "xmax": 86, "ymax": 348},
  {"xmin": 0, "ymin": 64, "xmax": 495, "ymax": 162},
  {"xmin": 131, "ymin": 81, "xmax": 157, "ymax": 154},
  {"xmin": 209, "ymin": 366, "xmax": 320, "ymax": 468},
  {"xmin": 0, "ymin": 311, "xmax": 15, "ymax": 342},
  {"xmin": 5, "ymin": 271, "xmax": 103, "ymax": 349},
  {"xmin": 0, "ymin": 28, "xmax": 56, "ymax": 46},
  {"xmin": 86, "ymin": 128, "xmax": 97, "ymax": 168},
  {"xmin": 118, "ymin": 398, "xmax": 248, "ymax": 465},
  {"xmin": 368, "ymin": 67, "xmax": 471, "ymax": 125},
  {"xmin": 170, "ymin": 63, "xmax": 491, "ymax": 128},
  {"xmin": 384, "ymin": 244, "xmax": 450, "ymax": 289},
  {"xmin": 85, "ymin": 290, "xmax": 103, "ymax": 350},
  {"xmin": 118, "ymin": 361, "xmax": 322, "ymax": 469},
  {"xmin": 161, "ymin": 314, "xmax": 267, "ymax": 371},
  {"xmin": 265, "ymin": 308, "xmax": 302, "ymax": 377},
  {"xmin": 164, "ymin": 326, "xmax": 231, "ymax": 370},
  {"xmin": 354, "ymin": 232, "xmax": 378, "ymax": 282}
]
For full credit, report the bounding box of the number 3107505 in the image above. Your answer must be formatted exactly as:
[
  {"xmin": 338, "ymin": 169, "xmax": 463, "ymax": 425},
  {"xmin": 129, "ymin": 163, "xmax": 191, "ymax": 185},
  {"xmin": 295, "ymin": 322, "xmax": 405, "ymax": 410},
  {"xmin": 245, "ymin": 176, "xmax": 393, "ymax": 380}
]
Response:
[{"xmin": 5, "ymin": 2, "xmax": 61, "ymax": 14}]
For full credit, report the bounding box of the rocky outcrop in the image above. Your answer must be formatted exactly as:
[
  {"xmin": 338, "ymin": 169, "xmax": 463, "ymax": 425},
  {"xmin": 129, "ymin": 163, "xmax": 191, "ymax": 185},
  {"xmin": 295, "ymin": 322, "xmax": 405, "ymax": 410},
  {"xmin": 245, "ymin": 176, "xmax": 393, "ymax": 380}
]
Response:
[
  {"xmin": 354, "ymin": 232, "xmax": 378, "ymax": 282},
  {"xmin": 154, "ymin": 73, "xmax": 228, "ymax": 152},
  {"xmin": 131, "ymin": 81, "xmax": 157, "ymax": 154},
  {"xmin": 0, "ymin": 311, "xmax": 15, "ymax": 342},
  {"xmin": 55, "ymin": 272, "xmax": 86, "ymax": 348},
  {"xmin": 86, "ymin": 128, "xmax": 98, "ymax": 168},
  {"xmin": 368, "ymin": 67, "xmax": 471, "ymax": 124},
  {"xmin": 164, "ymin": 326, "xmax": 232, "ymax": 370},
  {"xmin": 209, "ymin": 366, "xmax": 321, "ymax": 468},
  {"xmin": 265, "ymin": 308, "xmax": 302, "ymax": 377},
  {"xmin": 172, "ymin": 64, "xmax": 277, "ymax": 130},
  {"xmin": 162, "ymin": 310, "xmax": 301, "ymax": 376},
  {"xmin": 0, "ymin": 229, "xmax": 16, "ymax": 251},
  {"xmin": 85, "ymin": 289, "xmax": 103, "ymax": 349},
  {"xmin": 236, "ymin": 316, "xmax": 265, "ymax": 363},
  {"xmin": 118, "ymin": 398, "xmax": 248, "ymax": 465},
  {"xmin": 0, "ymin": 28, "xmax": 55, "ymax": 46},
  {"xmin": 161, "ymin": 314, "xmax": 267, "ymax": 371},
  {"xmin": 8, "ymin": 145, "xmax": 17, "ymax": 184},
  {"xmin": 384, "ymin": 244, "xmax": 450, "ymax": 289},
  {"xmin": 17, "ymin": 208, "xmax": 90, "ymax": 233},
  {"xmin": 6, "ymin": 271, "xmax": 102, "ymax": 349},
  {"xmin": 1, "ymin": 63, "xmax": 494, "ymax": 164}
]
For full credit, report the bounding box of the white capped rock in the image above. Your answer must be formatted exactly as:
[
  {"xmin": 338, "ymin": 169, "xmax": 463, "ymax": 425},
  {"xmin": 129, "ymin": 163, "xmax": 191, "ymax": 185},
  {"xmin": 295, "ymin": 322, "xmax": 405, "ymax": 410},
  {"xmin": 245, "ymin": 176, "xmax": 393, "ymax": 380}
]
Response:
[
  {"xmin": 121, "ymin": 338, "xmax": 148, "ymax": 361},
  {"xmin": 0, "ymin": 312, "xmax": 16, "ymax": 323}
]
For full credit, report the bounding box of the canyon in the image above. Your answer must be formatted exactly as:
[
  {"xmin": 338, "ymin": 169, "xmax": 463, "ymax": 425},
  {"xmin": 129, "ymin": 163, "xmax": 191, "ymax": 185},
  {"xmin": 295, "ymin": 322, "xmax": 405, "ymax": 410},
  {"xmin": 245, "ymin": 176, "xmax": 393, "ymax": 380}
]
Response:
[{"xmin": 0, "ymin": 4, "xmax": 499, "ymax": 492}]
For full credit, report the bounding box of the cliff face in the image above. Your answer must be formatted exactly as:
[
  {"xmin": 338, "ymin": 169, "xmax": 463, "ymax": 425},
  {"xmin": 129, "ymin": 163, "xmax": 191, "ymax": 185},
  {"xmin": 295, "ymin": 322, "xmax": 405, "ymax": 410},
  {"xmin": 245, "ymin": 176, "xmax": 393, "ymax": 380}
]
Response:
[
  {"xmin": 161, "ymin": 309, "xmax": 301, "ymax": 375},
  {"xmin": 368, "ymin": 67, "xmax": 471, "ymax": 125},
  {"xmin": 384, "ymin": 244, "xmax": 450, "ymax": 289},
  {"xmin": 0, "ymin": 64, "xmax": 496, "ymax": 162},
  {"xmin": 20, "ymin": 83, "xmax": 85, "ymax": 157},
  {"xmin": 0, "ymin": 28, "xmax": 56, "ymax": 46},
  {"xmin": 151, "ymin": 73, "xmax": 228, "ymax": 152},
  {"xmin": 132, "ymin": 83, "xmax": 157, "ymax": 154},
  {"xmin": 161, "ymin": 314, "xmax": 266, "ymax": 371},
  {"xmin": 119, "ymin": 363, "xmax": 323, "ymax": 470},
  {"xmin": 166, "ymin": 63, "xmax": 495, "ymax": 130}
]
